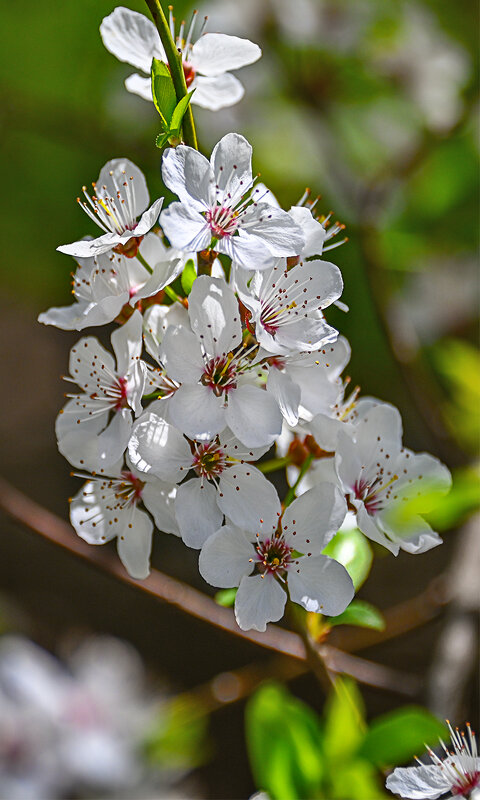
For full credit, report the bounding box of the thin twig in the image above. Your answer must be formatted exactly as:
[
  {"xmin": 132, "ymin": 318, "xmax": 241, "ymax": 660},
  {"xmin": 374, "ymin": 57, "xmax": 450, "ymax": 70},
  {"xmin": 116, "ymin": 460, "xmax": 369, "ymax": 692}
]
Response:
[{"xmin": 0, "ymin": 476, "xmax": 420, "ymax": 696}]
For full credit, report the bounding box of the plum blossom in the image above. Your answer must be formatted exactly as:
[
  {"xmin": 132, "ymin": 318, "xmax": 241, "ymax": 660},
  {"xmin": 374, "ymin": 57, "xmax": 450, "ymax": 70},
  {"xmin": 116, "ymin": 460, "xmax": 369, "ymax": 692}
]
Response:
[
  {"xmin": 100, "ymin": 6, "xmax": 261, "ymax": 111},
  {"xmin": 128, "ymin": 412, "xmax": 277, "ymax": 547},
  {"xmin": 199, "ymin": 483, "xmax": 353, "ymax": 631},
  {"xmin": 335, "ymin": 403, "xmax": 452, "ymax": 555},
  {"xmin": 56, "ymin": 311, "xmax": 146, "ymax": 471},
  {"xmin": 237, "ymin": 257, "xmax": 343, "ymax": 355},
  {"xmin": 40, "ymin": 233, "xmax": 183, "ymax": 331},
  {"xmin": 57, "ymin": 159, "xmax": 163, "ymax": 259},
  {"xmin": 160, "ymin": 134, "xmax": 305, "ymax": 270},
  {"xmin": 159, "ymin": 275, "xmax": 283, "ymax": 447},
  {"xmin": 386, "ymin": 722, "xmax": 480, "ymax": 799},
  {"xmin": 70, "ymin": 464, "xmax": 178, "ymax": 579}
]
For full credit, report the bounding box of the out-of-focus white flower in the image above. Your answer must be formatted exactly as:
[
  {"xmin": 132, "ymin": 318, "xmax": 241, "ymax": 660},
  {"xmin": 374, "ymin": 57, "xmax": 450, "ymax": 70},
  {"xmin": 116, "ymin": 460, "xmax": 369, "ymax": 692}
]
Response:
[
  {"xmin": 57, "ymin": 159, "xmax": 163, "ymax": 259},
  {"xmin": 40, "ymin": 233, "xmax": 183, "ymax": 331},
  {"xmin": 386, "ymin": 721, "xmax": 480, "ymax": 799},
  {"xmin": 160, "ymin": 134, "xmax": 304, "ymax": 270},
  {"xmin": 0, "ymin": 635, "xmax": 169, "ymax": 799},
  {"xmin": 199, "ymin": 484, "xmax": 352, "ymax": 631},
  {"xmin": 56, "ymin": 311, "xmax": 146, "ymax": 472},
  {"xmin": 100, "ymin": 6, "xmax": 261, "ymax": 111}
]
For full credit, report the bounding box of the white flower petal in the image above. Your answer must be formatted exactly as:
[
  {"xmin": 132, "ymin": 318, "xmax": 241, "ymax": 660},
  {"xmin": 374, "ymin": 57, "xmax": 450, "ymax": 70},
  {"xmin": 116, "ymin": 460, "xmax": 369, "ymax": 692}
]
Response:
[
  {"xmin": 191, "ymin": 73, "xmax": 245, "ymax": 110},
  {"xmin": 190, "ymin": 33, "xmax": 261, "ymax": 76},
  {"xmin": 355, "ymin": 504, "xmax": 400, "ymax": 555},
  {"xmin": 142, "ymin": 480, "xmax": 179, "ymax": 536},
  {"xmin": 162, "ymin": 146, "xmax": 212, "ymax": 210},
  {"xmin": 235, "ymin": 574, "xmax": 286, "ymax": 631},
  {"xmin": 70, "ymin": 480, "xmax": 123, "ymax": 544},
  {"xmin": 288, "ymin": 206, "xmax": 327, "ymax": 257},
  {"xmin": 169, "ymin": 383, "xmax": 226, "ymax": 441},
  {"xmin": 125, "ymin": 72, "xmax": 152, "ymax": 101},
  {"xmin": 267, "ymin": 369, "xmax": 300, "ymax": 427},
  {"xmin": 386, "ymin": 764, "xmax": 453, "ymax": 799},
  {"xmin": 68, "ymin": 337, "xmax": 116, "ymax": 394},
  {"xmin": 100, "ymin": 7, "xmax": 164, "ymax": 74},
  {"xmin": 188, "ymin": 275, "xmax": 242, "ymax": 356},
  {"xmin": 97, "ymin": 158, "xmax": 149, "ymax": 218},
  {"xmin": 199, "ymin": 524, "xmax": 253, "ymax": 587},
  {"xmin": 239, "ymin": 204, "xmax": 305, "ymax": 256},
  {"xmin": 111, "ymin": 309, "xmax": 143, "ymax": 376},
  {"xmin": 131, "ymin": 256, "xmax": 182, "ymax": 302},
  {"xmin": 211, "ymin": 133, "xmax": 252, "ymax": 199},
  {"xmin": 57, "ymin": 231, "xmax": 121, "ymax": 258},
  {"xmin": 218, "ymin": 463, "xmax": 281, "ymax": 533},
  {"xmin": 175, "ymin": 479, "xmax": 224, "ymax": 548},
  {"xmin": 226, "ymin": 384, "xmax": 282, "ymax": 448},
  {"xmin": 160, "ymin": 203, "xmax": 212, "ymax": 251},
  {"xmin": 282, "ymin": 485, "xmax": 347, "ymax": 553},
  {"xmin": 128, "ymin": 412, "xmax": 191, "ymax": 481},
  {"xmin": 288, "ymin": 555, "xmax": 354, "ymax": 616},
  {"xmin": 116, "ymin": 508, "xmax": 153, "ymax": 580},
  {"xmin": 133, "ymin": 197, "xmax": 164, "ymax": 236},
  {"xmin": 161, "ymin": 325, "xmax": 204, "ymax": 383}
]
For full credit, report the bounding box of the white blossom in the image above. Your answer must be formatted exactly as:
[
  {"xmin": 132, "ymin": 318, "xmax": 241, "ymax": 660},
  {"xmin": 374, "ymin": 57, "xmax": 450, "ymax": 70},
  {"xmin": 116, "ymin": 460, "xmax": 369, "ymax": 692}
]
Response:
[
  {"xmin": 386, "ymin": 722, "xmax": 480, "ymax": 799},
  {"xmin": 159, "ymin": 275, "xmax": 283, "ymax": 447},
  {"xmin": 57, "ymin": 159, "xmax": 163, "ymax": 259},
  {"xmin": 160, "ymin": 134, "xmax": 305, "ymax": 270},
  {"xmin": 70, "ymin": 464, "xmax": 178, "ymax": 580},
  {"xmin": 56, "ymin": 311, "xmax": 146, "ymax": 472},
  {"xmin": 334, "ymin": 403, "xmax": 451, "ymax": 554},
  {"xmin": 199, "ymin": 484, "xmax": 352, "ymax": 631},
  {"xmin": 40, "ymin": 233, "xmax": 182, "ymax": 331},
  {"xmin": 100, "ymin": 6, "xmax": 261, "ymax": 111},
  {"xmin": 128, "ymin": 412, "xmax": 277, "ymax": 547},
  {"xmin": 236, "ymin": 257, "xmax": 342, "ymax": 356}
]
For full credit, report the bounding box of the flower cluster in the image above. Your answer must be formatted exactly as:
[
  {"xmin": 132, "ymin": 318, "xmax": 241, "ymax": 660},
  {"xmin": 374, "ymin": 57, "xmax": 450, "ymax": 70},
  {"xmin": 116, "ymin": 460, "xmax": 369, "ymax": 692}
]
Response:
[{"xmin": 40, "ymin": 6, "xmax": 451, "ymax": 633}]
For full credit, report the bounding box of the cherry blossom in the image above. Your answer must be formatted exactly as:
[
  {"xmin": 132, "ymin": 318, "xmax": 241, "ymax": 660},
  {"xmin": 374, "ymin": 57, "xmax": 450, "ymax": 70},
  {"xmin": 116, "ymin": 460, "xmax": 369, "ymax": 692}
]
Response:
[
  {"xmin": 56, "ymin": 311, "xmax": 146, "ymax": 472},
  {"xmin": 199, "ymin": 484, "xmax": 352, "ymax": 631},
  {"xmin": 128, "ymin": 412, "xmax": 277, "ymax": 547},
  {"xmin": 40, "ymin": 233, "xmax": 182, "ymax": 331},
  {"xmin": 334, "ymin": 403, "xmax": 452, "ymax": 554},
  {"xmin": 237, "ymin": 257, "xmax": 343, "ymax": 355},
  {"xmin": 386, "ymin": 722, "xmax": 480, "ymax": 799},
  {"xmin": 160, "ymin": 134, "xmax": 305, "ymax": 270},
  {"xmin": 57, "ymin": 159, "xmax": 163, "ymax": 259},
  {"xmin": 100, "ymin": 6, "xmax": 261, "ymax": 111},
  {"xmin": 159, "ymin": 275, "xmax": 283, "ymax": 447},
  {"xmin": 70, "ymin": 465, "xmax": 179, "ymax": 579}
]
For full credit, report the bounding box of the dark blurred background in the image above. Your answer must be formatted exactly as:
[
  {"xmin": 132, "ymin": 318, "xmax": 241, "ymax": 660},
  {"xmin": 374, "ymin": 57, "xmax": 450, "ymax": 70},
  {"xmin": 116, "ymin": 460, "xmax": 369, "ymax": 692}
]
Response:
[{"xmin": 0, "ymin": 1, "xmax": 478, "ymax": 797}]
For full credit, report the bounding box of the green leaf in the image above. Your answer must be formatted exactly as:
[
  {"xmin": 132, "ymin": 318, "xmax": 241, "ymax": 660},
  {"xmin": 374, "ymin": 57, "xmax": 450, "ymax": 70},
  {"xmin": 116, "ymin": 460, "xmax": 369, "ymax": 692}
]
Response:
[
  {"xmin": 323, "ymin": 528, "xmax": 373, "ymax": 590},
  {"xmin": 214, "ymin": 587, "xmax": 237, "ymax": 607},
  {"xmin": 323, "ymin": 677, "xmax": 366, "ymax": 761},
  {"xmin": 425, "ymin": 466, "xmax": 480, "ymax": 531},
  {"xmin": 329, "ymin": 759, "xmax": 390, "ymax": 799},
  {"xmin": 180, "ymin": 258, "xmax": 197, "ymax": 297},
  {"xmin": 170, "ymin": 90, "xmax": 195, "ymax": 133},
  {"xmin": 151, "ymin": 58, "xmax": 177, "ymax": 127},
  {"xmin": 328, "ymin": 600, "xmax": 385, "ymax": 631},
  {"xmin": 245, "ymin": 682, "xmax": 324, "ymax": 800},
  {"xmin": 143, "ymin": 695, "xmax": 210, "ymax": 769},
  {"xmin": 359, "ymin": 707, "xmax": 447, "ymax": 768},
  {"xmin": 155, "ymin": 132, "xmax": 170, "ymax": 149}
]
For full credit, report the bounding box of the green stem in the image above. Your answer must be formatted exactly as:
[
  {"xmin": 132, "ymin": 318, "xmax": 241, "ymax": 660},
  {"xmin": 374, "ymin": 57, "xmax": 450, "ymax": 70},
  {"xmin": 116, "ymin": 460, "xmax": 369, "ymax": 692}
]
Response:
[
  {"xmin": 257, "ymin": 456, "xmax": 292, "ymax": 475},
  {"xmin": 136, "ymin": 251, "xmax": 153, "ymax": 274},
  {"xmin": 284, "ymin": 454, "xmax": 313, "ymax": 507},
  {"xmin": 144, "ymin": 0, "xmax": 198, "ymax": 150}
]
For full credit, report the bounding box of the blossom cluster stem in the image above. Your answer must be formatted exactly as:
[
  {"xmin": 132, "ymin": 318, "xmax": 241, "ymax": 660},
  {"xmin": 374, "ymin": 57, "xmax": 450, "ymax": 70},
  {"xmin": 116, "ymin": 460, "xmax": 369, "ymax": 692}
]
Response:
[
  {"xmin": 135, "ymin": 251, "xmax": 153, "ymax": 274},
  {"xmin": 283, "ymin": 453, "xmax": 313, "ymax": 507},
  {"xmin": 257, "ymin": 456, "xmax": 292, "ymax": 474},
  {"xmin": 144, "ymin": 0, "xmax": 198, "ymax": 150}
]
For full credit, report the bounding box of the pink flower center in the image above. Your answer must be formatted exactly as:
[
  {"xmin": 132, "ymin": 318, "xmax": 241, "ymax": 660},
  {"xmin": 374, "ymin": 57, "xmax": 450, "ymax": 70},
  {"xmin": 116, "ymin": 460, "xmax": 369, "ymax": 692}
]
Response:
[
  {"xmin": 205, "ymin": 206, "xmax": 239, "ymax": 239},
  {"xmin": 117, "ymin": 471, "xmax": 144, "ymax": 504},
  {"xmin": 183, "ymin": 61, "xmax": 196, "ymax": 87},
  {"xmin": 451, "ymin": 771, "xmax": 480, "ymax": 796},
  {"xmin": 201, "ymin": 355, "xmax": 238, "ymax": 397},
  {"xmin": 353, "ymin": 473, "xmax": 398, "ymax": 516},
  {"xmin": 256, "ymin": 537, "xmax": 292, "ymax": 575},
  {"xmin": 113, "ymin": 376, "xmax": 129, "ymax": 411}
]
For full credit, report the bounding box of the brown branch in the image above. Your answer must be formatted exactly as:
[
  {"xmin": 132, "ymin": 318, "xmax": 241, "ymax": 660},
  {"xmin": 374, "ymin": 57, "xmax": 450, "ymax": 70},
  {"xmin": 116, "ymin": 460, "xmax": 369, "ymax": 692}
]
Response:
[{"xmin": 0, "ymin": 476, "xmax": 420, "ymax": 696}]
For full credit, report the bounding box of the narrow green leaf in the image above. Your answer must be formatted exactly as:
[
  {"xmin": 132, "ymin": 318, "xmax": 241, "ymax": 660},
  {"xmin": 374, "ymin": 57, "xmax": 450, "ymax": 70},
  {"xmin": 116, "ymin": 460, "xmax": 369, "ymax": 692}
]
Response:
[
  {"xmin": 155, "ymin": 132, "xmax": 170, "ymax": 149},
  {"xmin": 359, "ymin": 707, "xmax": 447, "ymax": 768},
  {"xmin": 180, "ymin": 258, "xmax": 197, "ymax": 296},
  {"xmin": 151, "ymin": 57, "xmax": 177, "ymax": 126},
  {"xmin": 170, "ymin": 89, "xmax": 196, "ymax": 132},
  {"xmin": 328, "ymin": 600, "xmax": 385, "ymax": 631},
  {"xmin": 143, "ymin": 695, "xmax": 210, "ymax": 769},
  {"xmin": 323, "ymin": 677, "xmax": 366, "ymax": 761},
  {"xmin": 323, "ymin": 528, "xmax": 373, "ymax": 589},
  {"xmin": 214, "ymin": 587, "xmax": 237, "ymax": 607}
]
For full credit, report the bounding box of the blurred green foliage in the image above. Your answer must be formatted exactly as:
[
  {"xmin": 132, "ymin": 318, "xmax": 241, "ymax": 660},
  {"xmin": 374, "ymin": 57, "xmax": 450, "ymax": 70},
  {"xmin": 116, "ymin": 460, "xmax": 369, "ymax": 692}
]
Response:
[{"xmin": 245, "ymin": 679, "xmax": 447, "ymax": 800}]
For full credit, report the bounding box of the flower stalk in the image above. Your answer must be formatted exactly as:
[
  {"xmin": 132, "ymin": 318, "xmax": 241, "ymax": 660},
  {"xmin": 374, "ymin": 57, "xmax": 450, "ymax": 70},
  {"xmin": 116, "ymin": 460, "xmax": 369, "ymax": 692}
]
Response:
[{"xmin": 144, "ymin": 0, "xmax": 198, "ymax": 149}]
